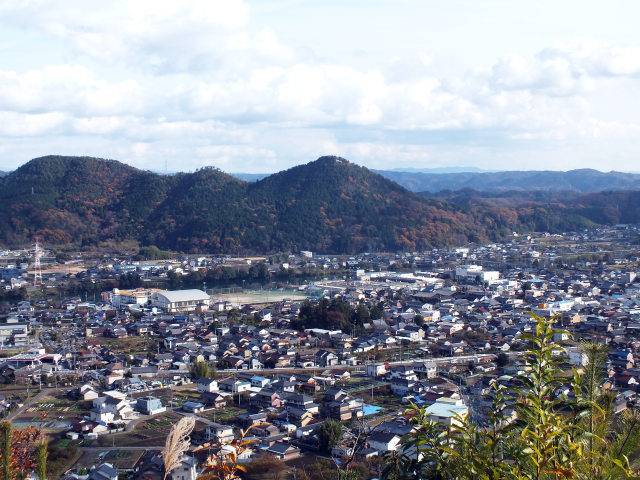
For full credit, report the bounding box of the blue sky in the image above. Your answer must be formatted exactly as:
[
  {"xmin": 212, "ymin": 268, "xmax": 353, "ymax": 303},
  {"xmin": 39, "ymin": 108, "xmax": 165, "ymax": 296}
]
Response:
[{"xmin": 0, "ymin": 0, "xmax": 639, "ymax": 173}]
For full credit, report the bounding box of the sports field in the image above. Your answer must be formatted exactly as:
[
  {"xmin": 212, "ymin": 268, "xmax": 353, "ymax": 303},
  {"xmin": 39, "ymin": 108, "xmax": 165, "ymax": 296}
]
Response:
[{"xmin": 210, "ymin": 289, "xmax": 308, "ymax": 305}]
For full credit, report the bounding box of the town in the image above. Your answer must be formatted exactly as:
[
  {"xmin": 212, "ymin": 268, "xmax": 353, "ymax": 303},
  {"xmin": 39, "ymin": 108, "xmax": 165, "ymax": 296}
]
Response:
[{"xmin": 1, "ymin": 224, "xmax": 640, "ymax": 479}]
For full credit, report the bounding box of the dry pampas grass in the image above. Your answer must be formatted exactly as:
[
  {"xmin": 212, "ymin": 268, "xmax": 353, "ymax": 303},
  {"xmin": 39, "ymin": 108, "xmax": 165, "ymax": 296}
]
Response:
[{"xmin": 161, "ymin": 415, "xmax": 196, "ymax": 480}]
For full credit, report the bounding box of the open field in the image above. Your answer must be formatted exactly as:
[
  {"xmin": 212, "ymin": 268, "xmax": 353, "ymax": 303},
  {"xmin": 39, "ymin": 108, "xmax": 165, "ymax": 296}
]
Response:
[
  {"xmin": 75, "ymin": 449, "xmax": 144, "ymax": 471},
  {"xmin": 47, "ymin": 437, "xmax": 83, "ymax": 479},
  {"xmin": 0, "ymin": 387, "xmax": 37, "ymax": 405},
  {"xmin": 95, "ymin": 411, "xmax": 206, "ymax": 447},
  {"xmin": 130, "ymin": 387, "xmax": 194, "ymax": 407},
  {"xmin": 211, "ymin": 289, "xmax": 308, "ymax": 305},
  {"xmin": 12, "ymin": 393, "xmax": 91, "ymax": 426},
  {"xmin": 198, "ymin": 405, "xmax": 247, "ymax": 424},
  {"xmin": 354, "ymin": 385, "xmax": 403, "ymax": 412},
  {"xmin": 94, "ymin": 336, "xmax": 160, "ymax": 354},
  {"xmin": 41, "ymin": 264, "xmax": 86, "ymax": 275}
]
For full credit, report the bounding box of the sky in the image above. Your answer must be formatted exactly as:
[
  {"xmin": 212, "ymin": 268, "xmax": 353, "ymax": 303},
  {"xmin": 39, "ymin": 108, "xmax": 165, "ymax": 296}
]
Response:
[{"xmin": 0, "ymin": 0, "xmax": 640, "ymax": 174}]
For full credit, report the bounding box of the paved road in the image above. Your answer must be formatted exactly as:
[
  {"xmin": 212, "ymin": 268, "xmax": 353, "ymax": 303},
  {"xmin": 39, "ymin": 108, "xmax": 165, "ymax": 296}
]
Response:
[{"xmin": 79, "ymin": 446, "xmax": 163, "ymax": 452}]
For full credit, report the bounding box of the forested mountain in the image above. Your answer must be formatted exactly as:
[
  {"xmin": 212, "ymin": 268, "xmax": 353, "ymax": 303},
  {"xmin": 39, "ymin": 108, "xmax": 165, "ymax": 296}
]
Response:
[
  {"xmin": 1, "ymin": 155, "xmax": 639, "ymax": 253},
  {"xmin": 139, "ymin": 157, "xmax": 508, "ymax": 252},
  {"xmin": 0, "ymin": 156, "xmax": 498, "ymax": 252},
  {"xmin": 426, "ymin": 189, "xmax": 640, "ymax": 232},
  {"xmin": 0, "ymin": 156, "xmax": 172, "ymax": 246},
  {"xmin": 378, "ymin": 168, "xmax": 640, "ymax": 193},
  {"xmin": 0, "ymin": 170, "xmax": 8, "ymax": 178}
]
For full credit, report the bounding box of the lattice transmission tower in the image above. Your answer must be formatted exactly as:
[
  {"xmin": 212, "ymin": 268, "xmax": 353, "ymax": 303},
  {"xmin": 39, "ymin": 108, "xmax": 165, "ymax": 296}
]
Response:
[{"xmin": 33, "ymin": 237, "xmax": 43, "ymax": 286}]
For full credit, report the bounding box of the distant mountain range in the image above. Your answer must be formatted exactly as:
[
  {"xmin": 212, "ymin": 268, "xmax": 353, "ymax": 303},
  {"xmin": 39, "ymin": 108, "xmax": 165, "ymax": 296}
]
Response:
[
  {"xmin": 231, "ymin": 173, "xmax": 269, "ymax": 182},
  {"xmin": 377, "ymin": 169, "xmax": 640, "ymax": 193},
  {"xmin": 1, "ymin": 155, "xmax": 639, "ymax": 253},
  {"xmin": 0, "ymin": 170, "xmax": 8, "ymax": 178},
  {"xmin": 231, "ymin": 167, "xmax": 489, "ymax": 182},
  {"xmin": 232, "ymin": 168, "xmax": 640, "ymax": 194},
  {"xmin": 388, "ymin": 166, "xmax": 488, "ymax": 173}
]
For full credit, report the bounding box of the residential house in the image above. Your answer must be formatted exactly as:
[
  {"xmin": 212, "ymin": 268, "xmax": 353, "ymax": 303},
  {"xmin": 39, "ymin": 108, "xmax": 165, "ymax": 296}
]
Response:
[
  {"xmin": 90, "ymin": 463, "xmax": 118, "ymax": 480},
  {"xmin": 136, "ymin": 396, "xmax": 165, "ymax": 416},
  {"xmin": 315, "ymin": 350, "xmax": 339, "ymax": 367},
  {"xmin": 196, "ymin": 378, "xmax": 219, "ymax": 393},
  {"xmin": 167, "ymin": 455, "xmax": 197, "ymax": 480},
  {"xmin": 423, "ymin": 398, "xmax": 469, "ymax": 427},
  {"xmin": 368, "ymin": 432, "xmax": 401, "ymax": 453},
  {"xmin": 90, "ymin": 392, "xmax": 134, "ymax": 424},
  {"xmin": 205, "ymin": 423, "xmax": 235, "ymax": 443},
  {"xmin": 266, "ymin": 442, "xmax": 301, "ymax": 460},
  {"xmin": 412, "ymin": 361, "xmax": 437, "ymax": 379}
]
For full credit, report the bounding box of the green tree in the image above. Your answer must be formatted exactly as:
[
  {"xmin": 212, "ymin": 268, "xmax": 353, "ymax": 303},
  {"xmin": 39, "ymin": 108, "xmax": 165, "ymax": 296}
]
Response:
[
  {"xmin": 318, "ymin": 419, "xmax": 344, "ymax": 453},
  {"xmin": 353, "ymin": 304, "xmax": 370, "ymax": 326},
  {"xmin": 1, "ymin": 420, "xmax": 11, "ymax": 480},
  {"xmin": 390, "ymin": 313, "xmax": 635, "ymax": 480},
  {"xmin": 189, "ymin": 360, "xmax": 211, "ymax": 380},
  {"xmin": 571, "ymin": 342, "xmax": 640, "ymax": 480},
  {"xmin": 496, "ymin": 352, "xmax": 510, "ymax": 368},
  {"xmin": 167, "ymin": 270, "xmax": 183, "ymax": 289},
  {"xmin": 208, "ymin": 363, "xmax": 217, "ymax": 380},
  {"xmin": 369, "ymin": 305, "xmax": 383, "ymax": 320},
  {"xmin": 35, "ymin": 439, "xmax": 46, "ymax": 480}
]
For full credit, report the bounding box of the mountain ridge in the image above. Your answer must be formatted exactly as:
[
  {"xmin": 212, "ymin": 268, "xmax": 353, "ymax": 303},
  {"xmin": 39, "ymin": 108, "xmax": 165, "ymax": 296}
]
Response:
[
  {"xmin": 0, "ymin": 155, "xmax": 497, "ymax": 252},
  {"xmin": 1, "ymin": 155, "xmax": 639, "ymax": 253},
  {"xmin": 379, "ymin": 168, "xmax": 640, "ymax": 193},
  {"xmin": 230, "ymin": 167, "xmax": 640, "ymax": 193}
]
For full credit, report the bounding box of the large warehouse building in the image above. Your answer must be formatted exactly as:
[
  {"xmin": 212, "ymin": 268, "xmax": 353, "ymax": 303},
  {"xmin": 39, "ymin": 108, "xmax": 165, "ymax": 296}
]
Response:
[{"xmin": 150, "ymin": 289, "xmax": 210, "ymax": 313}]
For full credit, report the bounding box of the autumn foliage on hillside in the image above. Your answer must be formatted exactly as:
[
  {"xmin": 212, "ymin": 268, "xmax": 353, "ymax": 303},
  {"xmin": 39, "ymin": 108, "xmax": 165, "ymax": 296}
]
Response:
[{"xmin": 1, "ymin": 155, "xmax": 639, "ymax": 253}]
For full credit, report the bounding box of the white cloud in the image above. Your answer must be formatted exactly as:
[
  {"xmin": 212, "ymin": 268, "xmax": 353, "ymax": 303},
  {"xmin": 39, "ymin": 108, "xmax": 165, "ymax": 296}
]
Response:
[
  {"xmin": 0, "ymin": 111, "xmax": 67, "ymax": 136},
  {"xmin": 0, "ymin": 0, "xmax": 254, "ymax": 71},
  {"xmin": 0, "ymin": 3, "xmax": 639, "ymax": 172},
  {"xmin": 541, "ymin": 39, "xmax": 640, "ymax": 77}
]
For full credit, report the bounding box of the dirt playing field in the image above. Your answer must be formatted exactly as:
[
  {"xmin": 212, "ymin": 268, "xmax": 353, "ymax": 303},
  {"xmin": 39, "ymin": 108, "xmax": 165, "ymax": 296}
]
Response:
[{"xmin": 211, "ymin": 289, "xmax": 308, "ymax": 305}]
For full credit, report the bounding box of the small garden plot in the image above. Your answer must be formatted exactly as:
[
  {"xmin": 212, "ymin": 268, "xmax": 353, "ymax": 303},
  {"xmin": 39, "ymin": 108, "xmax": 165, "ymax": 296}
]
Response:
[
  {"xmin": 27, "ymin": 395, "xmax": 86, "ymax": 420},
  {"xmin": 98, "ymin": 412, "xmax": 184, "ymax": 447},
  {"xmin": 74, "ymin": 449, "xmax": 143, "ymax": 472},
  {"xmin": 356, "ymin": 385, "xmax": 404, "ymax": 411},
  {"xmin": 142, "ymin": 418, "xmax": 173, "ymax": 430},
  {"xmin": 198, "ymin": 406, "xmax": 246, "ymax": 424},
  {"xmin": 102, "ymin": 449, "xmax": 144, "ymax": 469}
]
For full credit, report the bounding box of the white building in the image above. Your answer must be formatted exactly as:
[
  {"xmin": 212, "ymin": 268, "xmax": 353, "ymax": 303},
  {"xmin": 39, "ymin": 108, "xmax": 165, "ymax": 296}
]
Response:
[
  {"xmin": 365, "ymin": 364, "xmax": 387, "ymax": 377},
  {"xmin": 205, "ymin": 423, "xmax": 235, "ymax": 443},
  {"xmin": 196, "ymin": 378, "xmax": 219, "ymax": 393},
  {"xmin": 567, "ymin": 347, "xmax": 589, "ymax": 366},
  {"xmin": 168, "ymin": 455, "xmax": 197, "ymax": 480},
  {"xmin": 369, "ymin": 432, "xmax": 402, "ymax": 453},
  {"xmin": 108, "ymin": 288, "xmax": 165, "ymax": 309},
  {"xmin": 424, "ymin": 398, "xmax": 468, "ymax": 427},
  {"xmin": 90, "ymin": 392, "xmax": 134, "ymax": 424},
  {"xmin": 480, "ymin": 270, "xmax": 500, "ymax": 284},
  {"xmin": 455, "ymin": 265, "xmax": 483, "ymax": 282},
  {"xmin": 150, "ymin": 289, "xmax": 210, "ymax": 313}
]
